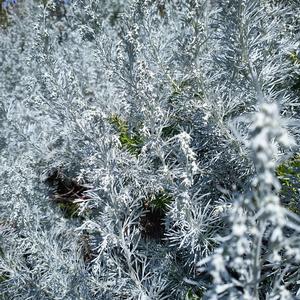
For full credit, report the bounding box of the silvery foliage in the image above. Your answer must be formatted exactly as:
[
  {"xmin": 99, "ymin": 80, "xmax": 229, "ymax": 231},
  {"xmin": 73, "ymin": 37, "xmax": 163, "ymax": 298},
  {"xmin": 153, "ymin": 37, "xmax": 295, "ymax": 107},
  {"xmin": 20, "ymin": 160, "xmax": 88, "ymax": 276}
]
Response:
[
  {"xmin": 197, "ymin": 102, "xmax": 299, "ymax": 299},
  {"xmin": 0, "ymin": 0, "xmax": 299, "ymax": 299}
]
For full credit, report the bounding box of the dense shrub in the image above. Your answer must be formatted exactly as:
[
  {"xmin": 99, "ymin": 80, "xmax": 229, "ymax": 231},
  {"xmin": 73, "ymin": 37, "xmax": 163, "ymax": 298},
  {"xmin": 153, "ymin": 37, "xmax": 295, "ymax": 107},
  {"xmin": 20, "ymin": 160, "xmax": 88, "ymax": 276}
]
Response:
[{"xmin": 0, "ymin": 0, "xmax": 300, "ymax": 299}]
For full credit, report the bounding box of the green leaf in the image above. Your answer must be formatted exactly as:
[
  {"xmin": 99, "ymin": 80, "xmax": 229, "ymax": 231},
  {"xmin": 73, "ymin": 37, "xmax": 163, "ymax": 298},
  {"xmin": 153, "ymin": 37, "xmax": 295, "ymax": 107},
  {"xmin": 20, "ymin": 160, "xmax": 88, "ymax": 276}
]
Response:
[
  {"xmin": 276, "ymin": 154, "xmax": 300, "ymax": 214},
  {"xmin": 109, "ymin": 114, "xmax": 144, "ymax": 155},
  {"xmin": 149, "ymin": 190, "xmax": 173, "ymax": 211},
  {"xmin": 185, "ymin": 288, "xmax": 204, "ymax": 300}
]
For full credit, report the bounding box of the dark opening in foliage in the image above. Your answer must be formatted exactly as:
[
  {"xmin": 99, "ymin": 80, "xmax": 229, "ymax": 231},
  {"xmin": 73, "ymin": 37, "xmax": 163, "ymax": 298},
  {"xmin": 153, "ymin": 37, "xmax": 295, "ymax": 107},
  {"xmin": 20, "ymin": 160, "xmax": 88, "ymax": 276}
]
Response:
[
  {"xmin": 140, "ymin": 191, "xmax": 173, "ymax": 241},
  {"xmin": 140, "ymin": 207, "xmax": 165, "ymax": 241},
  {"xmin": 45, "ymin": 168, "xmax": 89, "ymax": 219}
]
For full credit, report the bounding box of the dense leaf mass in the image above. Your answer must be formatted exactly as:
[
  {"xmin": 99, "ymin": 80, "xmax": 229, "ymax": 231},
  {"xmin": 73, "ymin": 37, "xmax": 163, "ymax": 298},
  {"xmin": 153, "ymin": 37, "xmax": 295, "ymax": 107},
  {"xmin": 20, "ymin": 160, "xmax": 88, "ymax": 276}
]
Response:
[{"xmin": 0, "ymin": 0, "xmax": 300, "ymax": 299}]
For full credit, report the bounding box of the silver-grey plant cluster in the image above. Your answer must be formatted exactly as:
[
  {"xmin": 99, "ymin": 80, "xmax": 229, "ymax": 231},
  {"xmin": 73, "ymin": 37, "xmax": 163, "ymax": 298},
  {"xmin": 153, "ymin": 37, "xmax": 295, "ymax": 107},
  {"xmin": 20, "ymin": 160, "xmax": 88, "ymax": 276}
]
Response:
[{"xmin": 0, "ymin": 0, "xmax": 300, "ymax": 299}]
